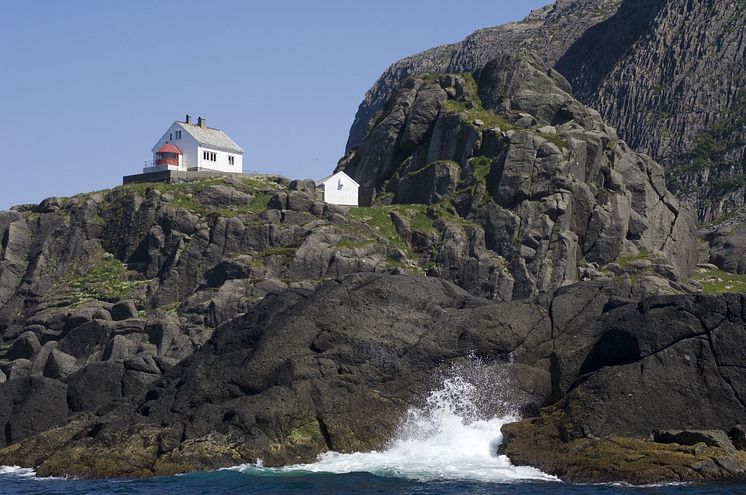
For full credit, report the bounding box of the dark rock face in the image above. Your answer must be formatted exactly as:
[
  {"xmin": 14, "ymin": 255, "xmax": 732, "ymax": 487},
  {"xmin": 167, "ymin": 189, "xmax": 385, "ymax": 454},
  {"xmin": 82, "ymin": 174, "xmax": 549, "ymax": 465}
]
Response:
[
  {"xmin": 2, "ymin": 274, "xmax": 746, "ymax": 482},
  {"xmin": 499, "ymin": 290, "xmax": 746, "ymax": 483},
  {"xmin": 111, "ymin": 300, "xmax": 138, "ymax": 321},
  {"xmin": 338, "ymin": 51, "xmax": 698, "ymax": 298},
  {"xmin": 348, "ymin": 0, "xmax": 746, "ymax": 222},
  {"xmin": 0, "ymin": 172, "xmax": 532, "ymax": 447},
  {"xmin": 0, "ymin": 377, "xmax": 68, "ymax": 448},
  {"xmin": 394, "ymin": 161, "xmax": 460, "ymax": 205}
]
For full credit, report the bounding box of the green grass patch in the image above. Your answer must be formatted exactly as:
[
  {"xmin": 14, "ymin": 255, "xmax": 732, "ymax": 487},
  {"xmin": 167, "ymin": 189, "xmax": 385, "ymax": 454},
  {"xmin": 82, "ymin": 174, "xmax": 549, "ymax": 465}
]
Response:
[
  {"xmin": 614, "ymin": 250, "xmax": 653, "ymax": 267},
  {"xmin": 212, "ymin": 192, "xmax": 273, "ymax": 217},
  {"xmin": 240, "ymin": 175, "xmax": 283, "ymax": 190},
  {"xmin": 438, "ymin": 72, "xmax": 515, "ymax": 131},
  {"xmin": 52, "ymin": 251, "xmax": 148, "ymax": 307},
  {"xmin": 348, "ymin": 207, "xmax": 409, "ymax": 252},
  {"xmin": 120, "ymin": 177, "xmax": 279, "ymax": 217},
  {"xmin": 468, "ymin": 156, "xmax": 493, "ymax": 185},
  {"xmin": 694, "ymin": 267, "xmax": 746, "ymax": 294},
  {"xmin": 538, "ymin": 131, "xmax": 568, "ymax": 150},
  {"xmin": 442, "ymin": 99, "xmax": 515, "ymax": 130},
  {"xmin": 91, "ymin": 215, "xmax": 106, "ymax": 226},
  {"xmin": 336, "ymin": 239, "xmax": 375, "ymax": 249},
  {"xmin": 397, "ymin": 206, "xmax": 436, "ymax": 234},
  {"xmin": 249, "ymin": 246, "xmax": 297, "ymax": 268}
]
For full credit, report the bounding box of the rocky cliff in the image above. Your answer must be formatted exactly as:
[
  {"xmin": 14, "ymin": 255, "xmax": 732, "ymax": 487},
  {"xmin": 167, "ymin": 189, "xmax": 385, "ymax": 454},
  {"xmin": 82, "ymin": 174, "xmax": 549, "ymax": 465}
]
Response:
[
  {"xmin": 3, "ymin": 273, "xmax": 746, "ymax": 483},
  {"xmin": 346, "ymin": 0, "xmax": 623, "ymax": 152},
  {"xmin": 338, "ymin": 51, "xmax": 698, "ymax": 299},
  {"xmin": 1, "ymin": 0, "xmax": 746, "ymax": 483},
  {"xmin": 0, "ymin": 174, "xmax": 528, "ymax": 449},
  {"xmin": 348, "ymin": 0, "xmax": 746, "ymax": 222}
]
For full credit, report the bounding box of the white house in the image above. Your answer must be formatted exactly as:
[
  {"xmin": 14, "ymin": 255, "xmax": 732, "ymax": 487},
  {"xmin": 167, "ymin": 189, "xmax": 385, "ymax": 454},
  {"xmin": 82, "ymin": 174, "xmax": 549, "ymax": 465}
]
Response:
[
  {"xmin": 145, "ymin": 115, "xmax": 244, "ymax": 174},
  {"xmin": 316, "ymin": 171, "xmax": 359, "ymax": 206}
]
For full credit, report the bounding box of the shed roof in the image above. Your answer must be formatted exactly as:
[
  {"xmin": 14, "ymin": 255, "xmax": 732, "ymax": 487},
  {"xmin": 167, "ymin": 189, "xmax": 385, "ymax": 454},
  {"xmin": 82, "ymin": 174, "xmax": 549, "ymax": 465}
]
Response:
[{"xmin": 315, "ymin": 171, "xmax": 360, "ymax": 187}]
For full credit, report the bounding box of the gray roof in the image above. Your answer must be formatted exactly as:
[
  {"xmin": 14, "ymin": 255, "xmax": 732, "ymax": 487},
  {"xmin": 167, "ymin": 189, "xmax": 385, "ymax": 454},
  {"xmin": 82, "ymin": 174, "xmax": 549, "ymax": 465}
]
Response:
[
  {"xmin": 177, "ymin": 121, "xmax": 244, "ymax": 154},
  {"xmin": 316, "ymin": 171, "xmax": 359, "ymax": 187}
]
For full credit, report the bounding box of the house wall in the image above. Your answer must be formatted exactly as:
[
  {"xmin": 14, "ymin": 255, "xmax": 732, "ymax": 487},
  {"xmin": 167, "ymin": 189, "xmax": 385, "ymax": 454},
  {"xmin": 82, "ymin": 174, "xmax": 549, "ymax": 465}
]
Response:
[
  {"xmin": 195, "ymin": 146, "xmax": 243, "ymax": 173},
  {"xmin": 150, "ymin": 122, "xmax": 198, "ymax": 171},
  {"xmin": 149, "ymin": 121, "xmax": 243, "ymax": 174},
  {"xmin": 322, "ymin": 174, "xmax": 358, "ymax": 206}
]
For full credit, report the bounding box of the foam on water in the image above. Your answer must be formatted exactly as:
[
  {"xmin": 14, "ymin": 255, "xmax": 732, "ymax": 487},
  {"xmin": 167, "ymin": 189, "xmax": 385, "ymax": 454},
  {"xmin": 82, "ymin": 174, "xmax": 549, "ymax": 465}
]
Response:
[
  {"xmin": 0, "ymin": 464, "xmax": 68, "ymax": 481},
  {"xmin": 236, "ymin": 364, "xmax": 558, "ymax": 483}
]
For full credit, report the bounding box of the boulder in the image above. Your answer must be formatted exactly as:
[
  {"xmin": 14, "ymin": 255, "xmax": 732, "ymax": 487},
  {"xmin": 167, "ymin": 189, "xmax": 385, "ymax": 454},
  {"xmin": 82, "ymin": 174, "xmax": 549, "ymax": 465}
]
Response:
[
  {"xmin": 145, "ymin": 318, "xmax": 181, "ymax": 357},
  {"xmin": 65, "ymin": 362, "xmax": 125, "ymax": 413},
  {"xmin": 286, "ymin": 191, "xmax": 315, "ymax": 213},
  {"xmin": 102, "ymin": 335, "xmax": 139, "ymax": 362},
  {"xmin": 197, "ymin": 185, "xmax": 252, "ymax": 207},
  {"xmin": 30, "ymin": 341, "xmax": 58, "ymax": 376},
  {"xmin": 58, "ymin": 320, "xmax": 113, "ymax": 361},
  {"xmin": 110, "ymin": 300, "xmax": 138, "ymax": 321},
  {"xmin": 0, "ymin": 377, "xmax": 68, "ymax": 447},
  {"xmin": 6, "ymin": 331, "xmax": 41, "ymax": 360},
  {"xmin": 43, "ymin": 349, "xmax": 78, "ymax": 379},
  {"xmin": 1, "ymin": 359, "xmax": 32, "ymax": 380},
  {"xmin": 123, "ymin": 355, "xmax": 161, "ymax": 375},
  {"xmin": 24, "ymin": 309, "xmax": 69, "ymax": 332},
  {"xmin": 65, "ymin": 302, "xmax": 112, "ymax": 332},
  {"xmin": 288, "ymin": 179, "xmax": 316, "ymax": 195}
]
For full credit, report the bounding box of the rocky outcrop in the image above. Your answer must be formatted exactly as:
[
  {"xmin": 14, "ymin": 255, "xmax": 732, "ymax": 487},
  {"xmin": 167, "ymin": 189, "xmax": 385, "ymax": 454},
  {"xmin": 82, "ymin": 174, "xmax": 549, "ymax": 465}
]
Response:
[
  {"xmin": 338, "ymin": 51, "xmax": 698, "ymax": 298},
  {"xmin": 2, "ymin": 274, "xmax": 746, "ymax": 482},
  {"xmin": 348, "ymin": 0, "xmax": 746, "ymax": 222},
  {"xmin": 499, "ymin": 288, "xmax": 746, "ymax": 483},
  {"xmin": 0, "ymin": 173, "xmax": 525, "ymax": 447},
  {"xmin": 346, "ymin": 0, "xmax": 624, "ymax": 152}
]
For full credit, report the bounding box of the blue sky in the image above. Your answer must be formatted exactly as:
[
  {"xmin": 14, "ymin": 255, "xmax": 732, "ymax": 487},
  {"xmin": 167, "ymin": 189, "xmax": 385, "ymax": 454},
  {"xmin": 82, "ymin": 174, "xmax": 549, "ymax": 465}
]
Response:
[{"xmin": 0, "ymin": 1, "xmax": 551, "ymax": 210}]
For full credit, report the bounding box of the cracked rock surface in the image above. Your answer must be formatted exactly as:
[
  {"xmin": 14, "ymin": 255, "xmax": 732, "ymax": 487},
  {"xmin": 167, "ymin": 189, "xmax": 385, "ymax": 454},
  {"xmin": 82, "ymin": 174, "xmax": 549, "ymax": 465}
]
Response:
[
  {"xmin": 338, "ymin": 51, "xmax": 698, "ymax": 298},
  {"xmin": 2, "ymin": 274, "xmax": 746, "ymax": 482}
]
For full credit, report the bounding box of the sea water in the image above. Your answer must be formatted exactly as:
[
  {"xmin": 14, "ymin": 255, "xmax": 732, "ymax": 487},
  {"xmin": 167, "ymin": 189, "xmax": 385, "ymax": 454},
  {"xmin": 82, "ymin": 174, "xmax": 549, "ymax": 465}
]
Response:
[{"xmin": 3, "ymin": 363, "xmax": 746, "ymax": 494}]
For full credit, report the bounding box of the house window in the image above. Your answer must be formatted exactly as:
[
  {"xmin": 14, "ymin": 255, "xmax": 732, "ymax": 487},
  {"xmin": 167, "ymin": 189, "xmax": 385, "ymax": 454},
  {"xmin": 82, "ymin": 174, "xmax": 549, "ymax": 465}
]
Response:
[
  {"xmin": 228, "ymin": 156, "xmax": 234, "ymax": 165},
  {"xmin": 175, "ymin": 131, "xmax": 182, "ymax": 139},
  {"xmin": 338, "ymin": 179, "xmax": 344, "ymax": 190},
  {"xmin": 203, "ymin": 151, "xmax": 217, "ymax": 161},
  {"xmin": 169, "ymin": 133, "xmax": 172, "ymax": 141}
]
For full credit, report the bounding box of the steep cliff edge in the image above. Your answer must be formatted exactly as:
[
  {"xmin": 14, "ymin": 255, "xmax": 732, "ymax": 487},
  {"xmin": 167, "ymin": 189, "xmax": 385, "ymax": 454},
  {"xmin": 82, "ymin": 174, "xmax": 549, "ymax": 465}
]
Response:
[
  {"xmin": 563, "ymin": 0, "xmax": 746, "ymax": 221},
  {"xmin": 348, "ymin": 0, "xmax": 746, "ymax": 222},
  {"xmin": 338, "ymin": 51, "xmax": 698, "ymax": 298},
  {"xmin": 346, "ymin": 0, "xmax": 623, "ymax": 152}
]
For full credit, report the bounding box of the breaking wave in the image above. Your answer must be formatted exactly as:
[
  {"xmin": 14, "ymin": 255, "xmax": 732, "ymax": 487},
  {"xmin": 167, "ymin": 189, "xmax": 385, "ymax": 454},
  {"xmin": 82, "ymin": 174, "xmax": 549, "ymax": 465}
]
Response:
[{"xmin": 235, "ymin": 360, "xmax": 557, "ymax": 483}]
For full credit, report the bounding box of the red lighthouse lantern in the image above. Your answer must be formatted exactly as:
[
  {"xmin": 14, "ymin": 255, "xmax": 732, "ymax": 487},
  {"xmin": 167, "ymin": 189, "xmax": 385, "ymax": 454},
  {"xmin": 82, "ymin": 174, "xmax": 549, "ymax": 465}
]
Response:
[{"xmin": 155, "ymin": 143, "xmax": 181, "ymax": 167}]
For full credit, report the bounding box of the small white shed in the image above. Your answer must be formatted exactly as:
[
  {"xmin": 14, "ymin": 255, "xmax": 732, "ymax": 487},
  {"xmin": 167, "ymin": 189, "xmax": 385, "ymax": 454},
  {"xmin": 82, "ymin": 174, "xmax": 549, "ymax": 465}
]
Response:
[{"xmin": 316, "ymin": 171, "xmax": 359, "ymax": 206}]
